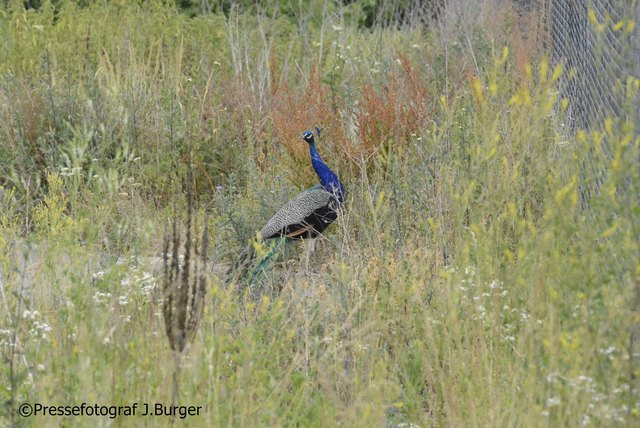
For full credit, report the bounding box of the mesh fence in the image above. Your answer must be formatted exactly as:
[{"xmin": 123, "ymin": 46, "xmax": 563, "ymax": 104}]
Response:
[
  {"xmin": 543, "ymin": 0, "xmax": 639, "ymax": 200},
  {"xmin": 539, "ymin": 0, "xmax": 639, "ymax": 279},
  {"xmin": 546, "ymin": 0, "xmax": 639, "ymax": 130}
]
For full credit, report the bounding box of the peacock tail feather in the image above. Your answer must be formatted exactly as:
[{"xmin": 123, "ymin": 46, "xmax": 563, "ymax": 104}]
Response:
[
  {"xmin": 226, "ymin": 235, "xmax": 286, "ymax": 286},
  {"xmin": 248, "ymin": 236, "xmax": 286, "ymax": 281}
]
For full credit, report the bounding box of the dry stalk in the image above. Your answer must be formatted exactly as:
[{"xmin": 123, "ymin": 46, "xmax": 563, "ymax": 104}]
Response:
[{"xmin": 161, "ymin": 172, "xmax": 208, "ymax": 409}]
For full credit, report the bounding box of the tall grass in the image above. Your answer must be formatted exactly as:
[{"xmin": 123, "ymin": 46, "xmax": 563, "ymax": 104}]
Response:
[{"xmin": 0, "ymin": 0, "xmax": 638, "ymax": 426}]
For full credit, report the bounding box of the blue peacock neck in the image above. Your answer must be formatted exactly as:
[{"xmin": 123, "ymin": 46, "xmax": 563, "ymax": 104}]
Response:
[{"xmin": 309, "ymin": 141, "xmax": 345, "ymax": 203}]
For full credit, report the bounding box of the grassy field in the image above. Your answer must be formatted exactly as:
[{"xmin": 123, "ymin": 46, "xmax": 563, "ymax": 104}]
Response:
[{"xmin": 1, "ymin": 1, "xmax": 639, "ymax": 426}]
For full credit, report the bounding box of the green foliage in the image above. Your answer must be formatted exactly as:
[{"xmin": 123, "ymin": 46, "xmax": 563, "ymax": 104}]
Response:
[{"xmin": 0, "ymin": 1, "xmax": 638, "ymax": 427}]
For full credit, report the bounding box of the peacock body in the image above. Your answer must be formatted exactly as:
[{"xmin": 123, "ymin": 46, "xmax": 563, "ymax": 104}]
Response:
[
  {"xmin": 259, "ymin": 185, "xmax": 340, "ymax": 240},
  {"xmin": 227, "ymin": 129, "xmax": 344, "ymax": 284}
]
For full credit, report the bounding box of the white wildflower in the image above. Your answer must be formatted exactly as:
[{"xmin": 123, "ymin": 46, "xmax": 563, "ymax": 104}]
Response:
[
  {"xmin": 118, "ymin": 295, "xmax": 128, "ymax": 306},
  {"xmin": 547, "ymin": 397, "xmax": 561, "ymax": 407}
]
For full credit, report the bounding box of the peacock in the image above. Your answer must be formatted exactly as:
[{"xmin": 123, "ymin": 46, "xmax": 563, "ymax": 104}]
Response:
[{"xmin": 227, "ymin": 128, "xmax": 345, "ymax": 284}]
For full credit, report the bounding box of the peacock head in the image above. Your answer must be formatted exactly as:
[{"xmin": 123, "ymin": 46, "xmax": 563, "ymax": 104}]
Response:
[
  {"xmin": 301, "ymin": 126, "xmax": 322, "ymax": 145},
  {"xmin": 301, "ymin": 130, "xmax": 315, "ymax": 144}
]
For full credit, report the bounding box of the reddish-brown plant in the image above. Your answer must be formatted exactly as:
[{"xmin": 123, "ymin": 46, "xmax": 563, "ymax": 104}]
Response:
[
  {"xmin": 270, "ymin": 68, "xmax": 347, "ymax": 185},
  {"xmin": 352, "ymin": 53, "xmax": 432, "ymax": 159}
]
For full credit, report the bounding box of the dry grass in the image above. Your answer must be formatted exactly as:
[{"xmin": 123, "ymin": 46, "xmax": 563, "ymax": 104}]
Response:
[{"xmin": 0, "ymin": 1, "xmax": 638, "ymax": 427}]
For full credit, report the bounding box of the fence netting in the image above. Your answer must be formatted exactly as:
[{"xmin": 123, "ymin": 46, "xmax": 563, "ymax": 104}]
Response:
[{"xmin": 544, "ymin": 0, "xmax": 639, "ymax": 203}]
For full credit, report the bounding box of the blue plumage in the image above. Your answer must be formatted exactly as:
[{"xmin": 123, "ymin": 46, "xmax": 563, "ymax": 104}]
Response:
[{"xmin": 303, "ymin": 130, "xmax": 345, "ymax": 203}]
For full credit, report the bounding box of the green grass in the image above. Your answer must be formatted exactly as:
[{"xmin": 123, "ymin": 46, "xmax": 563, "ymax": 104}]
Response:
[{"xmin": 1, "ymin": 1, "xmax": 639, "ymax": 426}]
